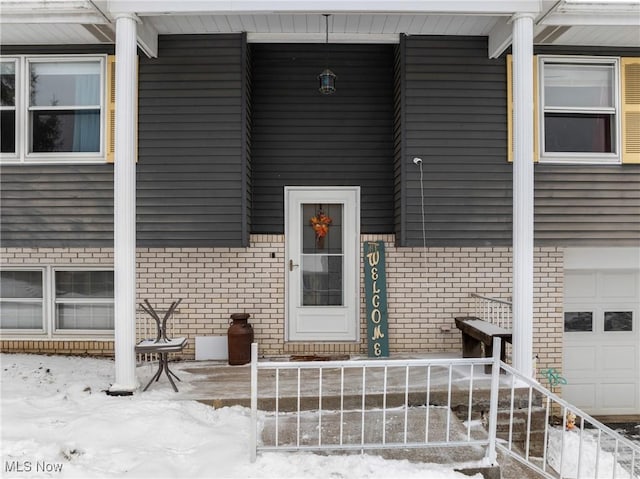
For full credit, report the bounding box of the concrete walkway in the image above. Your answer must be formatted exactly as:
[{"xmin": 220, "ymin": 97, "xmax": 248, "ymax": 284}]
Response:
[{"xmin": 142, "ymin": 352, "xmax": 501, "ymax": 409}]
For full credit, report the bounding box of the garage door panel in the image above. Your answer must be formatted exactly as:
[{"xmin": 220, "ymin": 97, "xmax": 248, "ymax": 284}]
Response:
[
  {"xmin": 600, "ymin": 272, "xmax": 639, "ymax": 300},
  {"xmin": 602, "ymin": 345, "xmax": 637, "ymax": 373},
  {"xmin": 601, "ymin": 382, "xmax": 637, "ymax": 410},
  {"xmin": 564, "ymin": 264, "xmax": 639, "ymax": 415},
  {"xmin": 565, "ymin": 272, "xmax": 597, "ymax": 300},
  {"xmin": 562, "ymin": 383, "xmax": 597, "ymax": 410},
  {"xmin": 564, "ymin": 345, "xmax": 597, "ymax": 370}
]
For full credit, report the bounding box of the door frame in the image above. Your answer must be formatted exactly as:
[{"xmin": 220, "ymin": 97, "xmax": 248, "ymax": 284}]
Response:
[{"xmin": 284, "ymin": 186, "xmax": 361, "ymax": 342}]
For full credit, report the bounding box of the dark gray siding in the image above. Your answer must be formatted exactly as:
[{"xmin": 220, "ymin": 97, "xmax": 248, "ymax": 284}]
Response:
[
  {"xmin": 532, "ymin": 45, "xmax": 640, "ymax": 246},
  {"xmin": 137, "ymin": 34, "xmax": 248, "ymax": 247},
  {"xmin": 400, "ymin": 36, "xmax": 512, "ymax": 247},
  {"xmin": 0, "ymin": 45, "xmax": 115, "ymax": 247},
  {"xmin": 393, "ymin": 40, "xmax": 406, "ymax": 245},
  {"xmin": 399, "ymin": 37, "xmax": 640, "ymax": 247},
  {"xmin": 535, "ymin": 165, "xmax": 640, "ymax": 246},
  {"xmin": 249, "ymin": 44, "xmax": 395, "ymax": 234},
  {"xmin": 243, "ymin": 35, "xmax": 253, "ymax": 244},
  {"xmin": 1, "ymin": 35, "xmax": 250, "ymax": 247}
]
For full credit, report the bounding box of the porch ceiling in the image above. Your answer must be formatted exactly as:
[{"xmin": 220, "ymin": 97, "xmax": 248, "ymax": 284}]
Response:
[{"xmin": 0, "ymin": 0, "xmax": 638, "ymax": 54}]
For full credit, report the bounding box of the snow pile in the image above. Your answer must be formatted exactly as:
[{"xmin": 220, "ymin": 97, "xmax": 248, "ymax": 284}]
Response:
[
  {"xmin": 1, "ymin": 354, "xmax": 480, "ymax": 478},
  {"xmin": 547, "ymin": 427, "xmax": 637, "ymax": 479}
]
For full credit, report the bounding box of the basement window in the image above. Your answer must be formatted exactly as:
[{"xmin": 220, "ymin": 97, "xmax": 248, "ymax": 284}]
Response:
[
  {"xmin": 0, "ymin": 269, "xmax": 45, "ymax": 331},
  {"xmin": 0, "ymin": 267, "xmax": 114, "ymax": 337}
]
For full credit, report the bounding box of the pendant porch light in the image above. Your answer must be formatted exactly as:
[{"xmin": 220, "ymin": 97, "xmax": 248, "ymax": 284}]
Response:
[{"xmin": 318, "ymin": 14, "xmax": 336, "ymax": 94}]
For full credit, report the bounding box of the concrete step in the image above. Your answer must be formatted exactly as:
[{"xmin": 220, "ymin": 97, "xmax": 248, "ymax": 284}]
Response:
[{"xmin": 260, "ymin": 406, "xmax": 547, "ymax": 479}]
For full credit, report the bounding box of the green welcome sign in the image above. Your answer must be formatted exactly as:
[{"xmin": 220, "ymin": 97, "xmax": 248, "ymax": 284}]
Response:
[{"xmin": 364, "ymin": 241, "xmax": 389, "ymax": 357}]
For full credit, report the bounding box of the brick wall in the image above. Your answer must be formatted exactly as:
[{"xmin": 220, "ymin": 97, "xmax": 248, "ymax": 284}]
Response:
[{"xmin": 0, "ymin": 237, "xmax": 563, "ymax": 376}]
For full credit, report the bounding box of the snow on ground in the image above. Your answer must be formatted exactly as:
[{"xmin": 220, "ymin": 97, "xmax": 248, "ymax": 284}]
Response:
[
  {"xmin": 547, "ymin": 426, "xmax": 638, "ymax": 479},
  {"xmin": 1, "ymin": 354, "xmax": 480, "ymax": 479}
]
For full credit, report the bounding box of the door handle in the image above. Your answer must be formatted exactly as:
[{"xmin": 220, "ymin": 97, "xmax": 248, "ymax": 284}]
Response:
[{"xmin": 289, "ymin": 259, "xmax": 299, "ymax": 271}]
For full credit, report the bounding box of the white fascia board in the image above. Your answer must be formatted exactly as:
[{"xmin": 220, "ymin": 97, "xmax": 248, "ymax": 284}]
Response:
[
  {"xmin": 136, "ymin": 19, "xmax": 158, "ymax": 58},
  {"xmin": 488, "ymin": 17, "xmax": 513, "ymax": 58},
  {"xmin": 106, "ymin": 0, "xmax": 541, "ymax": 16},
  {"xmin": 541, "ymin": 12, "xmax": 640, "ymax": 26},
  {"xmin": 0, "ymin": 13, "xmax": 108, "ymax": 23},
  {"xmin": 0, "ymin": 0, "xmax": 106, "ymax": 23}
]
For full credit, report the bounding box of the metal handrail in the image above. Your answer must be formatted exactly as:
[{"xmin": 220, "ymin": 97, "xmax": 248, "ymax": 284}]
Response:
[
  {"xmin": 470, "ymin": 292, "xmax": 513, "ymax": 307},
  {"xmin": 250, "ymin": 339, "xmax": 640, "ymax": 479},
  {"xmin": 471, "ymin": 292, "xmax": 513, "ymax": 330},
  {"xmin": 496, "ymin": 354, "xmax": 639, "ymax": 479}
]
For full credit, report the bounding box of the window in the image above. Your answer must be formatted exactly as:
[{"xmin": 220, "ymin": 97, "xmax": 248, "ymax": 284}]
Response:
[
  {"xmin": 29, "ymin": 61, "xmax": 102, "ymax": 154},
  {"xmin": 540, "ymin": 57, "xmax": 619, "ymax": 163},
  {"xmin": 0, "ymin": 56, "xmax": 107, "ymax": 163},
  {"xmin": 564, "ymin": 311, "xmax": 593, "ymax": 332},
  {"xmin": 507, "ymin": 56, "xmax": 640, "ymax": 164},
  {"xmin": 0, "ymin": 60, "xmax": 17, "ymax": 155},
  {"xmin": 0, "ymin": 267, "xmax": 113, "ymax": 336},
  {"xmin": 0, "ymin": 269, "xmax": 44, "ymax": 331},
  {"xmin": 604, "ymin": 311, "xmax": 633, "ymax": 332},
  {"xmin": 54, "ymin": 270, "xmax": 114, "ymax": 331}
]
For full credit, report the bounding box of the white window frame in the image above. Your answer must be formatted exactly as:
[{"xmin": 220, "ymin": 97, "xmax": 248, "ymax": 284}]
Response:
[
  {"xmin": 0, "ymin": 267, "xmax": 47, "ymax": 334},
  {"xmin": 0, "ymin": 55, "xmax": 107, "ymax": 164},
  {"xmin": 0, "ymin": 57, "xmax": 19, "ymax": 159},
  {"xmin": 0, "ymin": 266, "xmax": 114, "ymax": 339},
  {"xmin": 51, "ymin": 267, "xmax": 115, "ymax": 336},
  {"xmin": 538, "ymin": 55, "xmax": 621, "ymax": 165}
]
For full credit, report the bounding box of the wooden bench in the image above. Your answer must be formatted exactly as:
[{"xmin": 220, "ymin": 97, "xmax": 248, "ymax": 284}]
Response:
[{"xmin": 454, "ymin": 316, "xmax": 512, "ymax": 372}]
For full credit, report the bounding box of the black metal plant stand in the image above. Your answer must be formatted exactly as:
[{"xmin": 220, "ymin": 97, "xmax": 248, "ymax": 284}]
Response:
[{"xmin": 135, "ymin": 299, "xmax": 187, "ymax": 392}]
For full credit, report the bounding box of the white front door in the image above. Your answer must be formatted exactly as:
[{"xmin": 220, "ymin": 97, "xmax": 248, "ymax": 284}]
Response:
[{"xmin": 285, "ymin": 187, "xmax": 360, "ymax": 341}]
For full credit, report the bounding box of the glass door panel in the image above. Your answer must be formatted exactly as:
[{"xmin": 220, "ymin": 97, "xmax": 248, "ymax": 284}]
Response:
[{"xmin": 301, "ymin": 203, "xmax": 343, "ymax": 306}]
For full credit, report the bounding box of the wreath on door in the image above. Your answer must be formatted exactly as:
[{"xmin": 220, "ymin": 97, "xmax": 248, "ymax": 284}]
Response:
[{"xmin": 310, "ymin": 209, "xmax": 332, "ymax": 248}]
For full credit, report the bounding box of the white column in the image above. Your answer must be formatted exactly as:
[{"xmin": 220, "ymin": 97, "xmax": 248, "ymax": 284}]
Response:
[
  {"xmin": 511, "ymin": 13, "xmax": 535, "ymax": 378},
  {"xmin": 109, "ymin": 14, "xmax": 138, "ymax": 394}
]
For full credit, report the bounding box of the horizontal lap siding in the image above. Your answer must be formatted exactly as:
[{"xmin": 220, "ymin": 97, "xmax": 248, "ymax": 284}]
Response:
[
  {"xmin": 250, "ymin": 44, "xmax": 395, "ymax": 234},
  {"xmin": 393, "ymin": 41, "xmax": 406, "ymax": 245},
  {"xmin": 401, "ymin": 39, "xmax": 640, "ymax": 247},
  {"xmin": 402, "ymin": 36, "xmax": 512, "ymax": 247},
  {"xmin": 137, "ymin": 34, "xmax": 247, "ymax": 246},
  {"xmin": 1, "ymin": 37, "xmax": 248, "ymax": 247},
  {"xmin": 0, "ymin": 45, "xmax": 115, "ymax": 247},
  {"xmin": 535, "ymin": 166, "xmax": 640, "ymax": 245},
  {"xmin": 533, "ymin": 46, "xmax": 640, "ymax": 246}
]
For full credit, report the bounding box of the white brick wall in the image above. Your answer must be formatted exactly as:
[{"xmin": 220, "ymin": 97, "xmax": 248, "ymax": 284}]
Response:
[{"xmin": 1, "ymin": 236, "xmax": 563, "ymax": 375}]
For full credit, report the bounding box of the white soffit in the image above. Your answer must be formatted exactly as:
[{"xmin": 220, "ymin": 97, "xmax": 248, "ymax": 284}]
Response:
[
  {"xmin": 0, "ymin": 23, "xmax": 101, "ymax": 44},
  {"xmin": 147, "ymin": 13, "xmax": 501, "ymax": 42}
]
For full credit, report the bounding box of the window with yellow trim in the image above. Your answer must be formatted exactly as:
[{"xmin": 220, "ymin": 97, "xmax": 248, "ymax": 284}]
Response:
[
  {"xmin": 508, "ymin": 55, "xmax": 639, "ymax": 164},
  {"xmin": 0, "ymin": 55, "xmax": 108, "ymax": 163},
  {"xmin": 539, "ymin": 56, "xmax": 619, "ymax": 164}
]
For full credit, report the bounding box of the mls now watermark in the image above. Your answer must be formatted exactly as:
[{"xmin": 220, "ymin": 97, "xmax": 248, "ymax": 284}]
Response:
[{"xmin": 5, "ymin": 460, "xmax": 63, "ymax": 474}]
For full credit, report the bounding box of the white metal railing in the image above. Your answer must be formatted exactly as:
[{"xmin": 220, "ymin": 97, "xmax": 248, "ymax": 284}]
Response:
[
  {"xmin": 250, "ymin": 342, "xmax": 501, "ymax": 464},
  {"xmin": 471, "ymin": 293, "xmax": 512, "ymax": 330},
  {"xmin": 495, "ymin": 353, "xmax": 640, "ymax": 479},
  {"xmin": 250, "ymin": 339, "xmax": 640, "ymax": 479}
]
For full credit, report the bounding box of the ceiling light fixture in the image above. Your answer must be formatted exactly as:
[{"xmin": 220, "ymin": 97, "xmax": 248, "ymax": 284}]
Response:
[{"xmin": 318, "ymin": 14, "xmax": 336, "ymax": 95}]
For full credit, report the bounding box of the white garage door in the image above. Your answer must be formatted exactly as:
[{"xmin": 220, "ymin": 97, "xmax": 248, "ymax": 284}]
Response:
[{"xmin": 563, "ymin": 265, "xmax": 640, "ymax": 416}]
